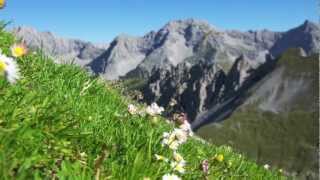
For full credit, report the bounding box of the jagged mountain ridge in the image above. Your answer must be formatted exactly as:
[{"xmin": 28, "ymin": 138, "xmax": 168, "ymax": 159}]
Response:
[
  {"xmin": 12, "ymin": 26, "xmax": 108, "ymax": 66},
  {"xmin": 142, "ymin": 53, "xmax": 275, "ymax": 128},
  {"xmin": 270, "ymin": 20, "xmax": 320, "ymax": 57},
  {"xmin": 139, "ymin": 20, "xmax": 319, "ymax": 125},
  {"xmin": 89, "ymin": 19, "xmax": 284, "ymax": 80},
  {"xmin": 12, "ymin": 19, "xmax": 319, "ymax": 81}
]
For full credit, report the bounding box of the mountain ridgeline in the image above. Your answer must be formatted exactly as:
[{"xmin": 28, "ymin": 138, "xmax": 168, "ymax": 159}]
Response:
[
  {"xmin": 12, "ymin": 19, "xmax": 319, "ymax": 179},
  {"xmin": 13, "ymin": 20, "xmax": 319, "ymax": 122},
  {"xmin": 13, "ymin": 27, "xmax": 108, "ymax": 66}
]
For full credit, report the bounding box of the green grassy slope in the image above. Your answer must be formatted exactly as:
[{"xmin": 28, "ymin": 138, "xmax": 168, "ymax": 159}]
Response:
[
  {"xmin": 0, "ymin": 29, "xmax": 283, "ymax": 179},
  {"xmin": 197, "ymin": 109, "xmax": 318, "ymax": 179}
]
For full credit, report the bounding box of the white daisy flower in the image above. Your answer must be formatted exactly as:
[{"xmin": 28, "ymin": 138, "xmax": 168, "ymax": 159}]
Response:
[
  {"xmin": 161, "ymin": 131, "xmax": 177, "ymax": 148},
  {"xmin": 173, "ymin": 152, "xmax": 185, "ymax": 163},
  {"xmin": 169, "ymin": 98, "xmax": 177, "ymax": 106},
  {"xmin": 146, "ymin": 102, "xmax": 164, "ymax": 116},
  {"xmin": 168, "ymin": 140, "xmax": 180, "ymax": 150},
  {"xmin": 179, "ymin": 121, "xmax": 194, "ymax": 136},
  {"xmin": 170, "ymin": 161, "xmax": 186, "ymax": 174},
  {"xmin": 0, "ymin": 53, "xmax": 20, "ymax": 84},
  {"xmin": 264, "ymin": 164, "xmax": 270, "ymax": 170},
  {"xmin": 162, "ymin": 174, "xmax": 181, "ymax": 180},
  {"xmin": 172, "ymin": 128, "xmax": 188, "ymax": 144},
  {"xmin": 128, "ymin": 104, "xmax": 138, "ymax": 115},
  {"xmin": 154, "ymin": 154, "xmax": 169, "ymax": 162},
  {"xmin": 161, "ymin": 128, "xmax": 189, "ymax": 150}
]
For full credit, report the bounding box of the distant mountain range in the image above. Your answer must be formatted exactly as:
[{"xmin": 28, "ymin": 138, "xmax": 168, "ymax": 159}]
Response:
[
  {"xmin": 89, "ymin": 19, "xmax": 319, "ymax": 80},
  {"xmin": 12, "ymin": 27, "xmax": 109, "ymax": 66},
  {"xmin": 12, "ymin": 19, "xmax": 319, "ymax": 179},
  {"xmin": 14, "ymin": 19, "xmax": 319, "ymax": 79},
  {"xmin": 12, "ymin": 19, "xmax": 319, "ymax": 120}
]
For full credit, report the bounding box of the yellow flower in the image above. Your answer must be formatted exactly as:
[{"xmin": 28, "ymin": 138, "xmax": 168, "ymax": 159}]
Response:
[
  {"xmin": 0, "ymin": 60, "xmax": 7, "ymax": 74},
  {"xmin": 0, "ymin": 0, "xmax": 5, "ymax": 9},
  {"xmin": 170, "ymin": 161, "xmax": 186, "ymax": 174},
  {"xmin": 155, "ymin": 154, "xmax": 168, "ymax": 162},
  {"xmin": 173, "ymin": 152, "xmax": 184, "ymax": 163},
  {"xmin": 215, "ymin": 154, "xmax": 224, "ymax": 162},
  {"xmin": 151, "ymin": 116, "xmax": 159, "ymax": 124},
  {"xmin": 11, "ymin": 43, "xmax": 28, "ymax": 57},
  {"xmin": 174, "ymin": 163, "xmax": 185, "ymax": 174},
  {"xmin": 168, "ymin": 141, "xmax": 180, "ymax": 150}
]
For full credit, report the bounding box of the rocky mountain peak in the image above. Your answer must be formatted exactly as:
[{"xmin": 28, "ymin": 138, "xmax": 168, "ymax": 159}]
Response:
[
  {"xmin": 12, "ymin": 26, "xmax": 108, "ymax": 66},
  {"xmin": 162, "ymin": 19, "xmax": 213, "ymax": 32},
  {"xmin": 90, "ymin": 19, "xmax": 286, "ymax": 80},
  {"xmin": 270, "ymin": 20, "xmax": 320, "ymax": 57},
  {"xmin": 301, "ymin": 20, "xmax": 320, "ymax": 31}
]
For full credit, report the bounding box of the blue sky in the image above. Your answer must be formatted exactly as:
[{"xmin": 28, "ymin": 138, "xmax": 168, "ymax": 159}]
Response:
[{"xmin": 0, "ymin": 0, "xmax": 318, "ymax": 43}]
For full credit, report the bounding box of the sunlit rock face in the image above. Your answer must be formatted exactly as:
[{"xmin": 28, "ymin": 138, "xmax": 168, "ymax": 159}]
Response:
[{"xmin": 89, "ymin": 19, "xmax": 283, "ymax": 80}]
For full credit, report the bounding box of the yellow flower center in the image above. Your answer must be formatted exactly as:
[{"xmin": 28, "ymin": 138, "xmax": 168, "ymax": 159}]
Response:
[
  {"xmin": 0, "ymin": 60, "xmax": 7, "ymax": 73},
  {"xmin": 216, "ymin": 154, "xmax": 224, "ymax": 162},
  {"xmin": 174, "ymin": 165, "xmax": 185, "ymax": 172},
  {"xmin": 0, "ymin": 0, "xmax": 5, "ymax": 8},
  {"xmin": 173, "ymin": 153, "xmax": 183, "ymax": 162},
  {"xmin": 13, "ymin": 46, "xmax": 25, "ymax": 57}
]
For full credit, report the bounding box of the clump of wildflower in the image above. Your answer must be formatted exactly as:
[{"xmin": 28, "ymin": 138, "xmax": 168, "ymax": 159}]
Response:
[
  {"xmin": 80, "ymin": 152, "xmax": 87, "ymax": 159},
  {"xmin": 263, "ymin": 164, "xmax": 270, "ymax": 170},
  {"xmin": 146, "ymin": 102, "xmax": 164, "ymax": 116},
  {"xmin": 173, "ymin": 152, "xmax": 185, "ymax": 163},
  {"xmin": 128, "ymin": 104, "xmax": 138, "ymax": 115},
  {"xmin": 155, "ymin": 154, "xmax": 169, "ymax": 162},
  {"xmin": 179, "ymin": 120, "xmax": 193, "ymax": 136},
  {"xmin": 201, "ymin": 159, "xmax": 209, "ymax": 175},
  {"xmin": 170, "ymin": 161, "xmax": 186, "ymax": 174},
  {"xmin": 161, "ymin": 129, "xmax": 188, "ymax": 150},
  {"xmin": 169, "ymin": 98, "xmax": 177, "ymax": 107},
  {"xmin": 162, "ymin": 173, "xmax": 181, "ymax": 180},
  {"xmin": 0, "ymin": 52, "xmax": 20, "ymax": 84},
  {"xmin": 10, "ymin": 43, "xmax": 28, "ymax": 58},
  {"xmin": 161, "ymin": 132, "xmax": 180, "ymax": 150},
  {"xmin": 215, "ymin": 154, "xmax": 224, "ymax": 162},
  {"xmin": 171, "ymin": 152, "xmax": 186, "ymax": 174}
]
